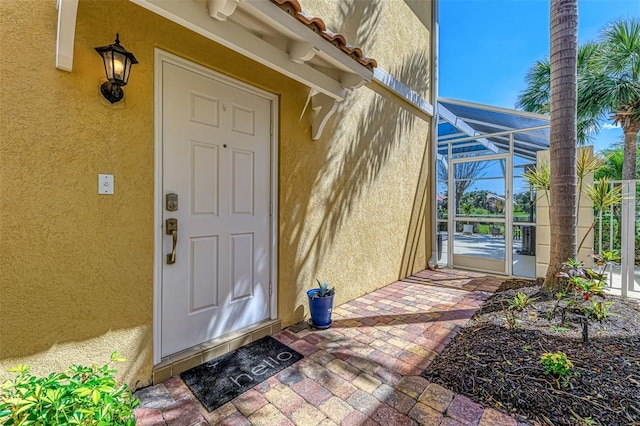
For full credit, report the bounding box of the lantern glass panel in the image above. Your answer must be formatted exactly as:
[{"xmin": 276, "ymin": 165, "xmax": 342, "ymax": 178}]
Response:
[
  {"xmin": 113, "ymin": 51, "xmax": 127, "ymax": 82},
  {"xmin": 102, "ymin": 51, "xmax": 115, "ymax": 81},
  {"xmin": 123, "ymin": 60, "xmax": 132, "ymax": 85}
]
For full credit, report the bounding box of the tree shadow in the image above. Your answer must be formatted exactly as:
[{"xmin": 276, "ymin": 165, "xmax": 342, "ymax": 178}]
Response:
[
  {"xmin": 399, "ymin": 132, "xmax": 431, "ymax": 279},
  {"xmin": 279, "ymin": 0, "xmax": 433, "ymax": 323},
  {"xmin": 336, "ymin": 0, "xmax": 382, "ymax": 53},
  {"xmin": 283, "ymin": 54, "xmax": 431, "ymax": 299}
]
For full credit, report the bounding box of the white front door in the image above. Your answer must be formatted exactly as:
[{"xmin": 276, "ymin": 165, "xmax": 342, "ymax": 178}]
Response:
[{"xmin": 160, "ymin": 60, "xmax": 272, "ymax": 358}]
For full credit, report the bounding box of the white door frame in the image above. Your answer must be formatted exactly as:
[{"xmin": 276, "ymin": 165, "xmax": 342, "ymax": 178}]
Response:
[
  {"xmin": 447, "ymin": 152, "xmax": 512, "ymax": 275},
  {"xmin": 152, "ymin": 49, "xmax": 279, "ymax": 365}
]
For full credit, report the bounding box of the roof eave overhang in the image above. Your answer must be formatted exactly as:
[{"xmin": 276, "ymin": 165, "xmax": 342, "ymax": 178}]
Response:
[
  {"xmin": 130, "ymin": 0, "xmax": 374, "ymax": 100},
  {"xmin": 57, "ymin": 0, "xmax": 377, "ymax": 140}
]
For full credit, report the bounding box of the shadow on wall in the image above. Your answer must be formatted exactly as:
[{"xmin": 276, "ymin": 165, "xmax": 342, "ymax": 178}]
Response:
[
  {"xmin": 337, "ymin": 0, "xmax": 434, "ymax": 281},
  {"xmin": 399, "ymin": 125, "xmax": 431, "ymax": 279},
  {"xmin": 336, "ymin": 0, "xmax": 382, "ymax": 54},
  {"xmin": 281, "ymin": 9, "xmax": 431, "ymax": 321},
  {"xmin": 303, "ymin": 51, "xmax": 431, "ymax": 274}
]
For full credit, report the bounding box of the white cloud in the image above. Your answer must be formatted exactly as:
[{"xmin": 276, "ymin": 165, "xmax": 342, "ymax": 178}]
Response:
[{"xmin": 601, "ymin": 123, "xmax": 619, "ymax": 130}]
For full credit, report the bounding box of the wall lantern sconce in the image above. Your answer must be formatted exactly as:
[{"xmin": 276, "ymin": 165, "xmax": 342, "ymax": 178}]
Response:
[{"xmin": 95, "ymin": 33, "xmax": 138, "ymax": 103}]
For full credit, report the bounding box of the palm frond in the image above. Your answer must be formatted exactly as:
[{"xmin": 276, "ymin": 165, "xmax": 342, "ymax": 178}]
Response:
[
  {"xmin": 599, "ymin": 18, "xmax": 640, "ymax": 80},
  {"xmin": 594, "ymin": 149, "xmax": 624, "ymax": 180},
  {"xmin": 516, "ymin": 59, "xmax": 551, "ymax": 114},
  {"xmin": 522, "ymin": 162, "xmax": 550, "ymax": 191},
  {"xmin": 576, "ymin": 150, "xmax": 606, "ymax": 181},
  {"xmin": 583, "ymin": 178, "xmax": 622, "ymax": 213},
  {"xmin": 576, "ymin": 113, "xmax": 600, "ymax": 145},
  {"xmin": 578, "ymin": 71, "xmax": 618, "ymax": 120},
  {"xmin": 577, "ymin": 41, "xmax": 601, "ymax": 73}
]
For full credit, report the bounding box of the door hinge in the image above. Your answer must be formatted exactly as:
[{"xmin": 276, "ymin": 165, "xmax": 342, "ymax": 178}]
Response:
[
  {"xmin": 269, "ymin": 202, "xmax": 273, "ymax": 216},
  {"xmin": 269, "ymin": 282, "xmax": 273, "ymax": 295}
]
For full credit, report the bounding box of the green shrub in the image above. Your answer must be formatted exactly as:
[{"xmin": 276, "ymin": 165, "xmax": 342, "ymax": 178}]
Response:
[
  {"xmin": 586, "ymin": 300, "xmax": 616, "ymax": 321},
  {"xmin": 540, "ymin": 351, "xmax": 574, "ymax": 377},
  {"xmin": 0, "ymin": 352, "xmax": 138, "ymax": 425},
  {"xmin": 509, "ymin": 292, "xmax": 539, "ymax": 311}
]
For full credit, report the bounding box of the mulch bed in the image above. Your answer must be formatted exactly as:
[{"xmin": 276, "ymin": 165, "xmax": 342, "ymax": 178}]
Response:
[{"xmin": 422, "ymin": 279, "xmax": 640, "ymax": 426}]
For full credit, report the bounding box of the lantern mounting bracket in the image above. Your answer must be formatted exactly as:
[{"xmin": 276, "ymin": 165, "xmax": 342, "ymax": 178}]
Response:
[{"xmin": 100, "ymin": 82, "xmax": 124, "ymax": 104}]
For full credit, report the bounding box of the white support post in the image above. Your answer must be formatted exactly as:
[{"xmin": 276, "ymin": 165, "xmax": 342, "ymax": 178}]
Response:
[
  {"xmin": 620, "ymin": 180, "xmax": 636, "ymax": 297},
  {"xmin": 447, "ymin": 143, "xmax": 453, "ymax": 267},
  {"xmin": 505, "ymin": 133, "xmax": 514, "ymax": 275}
]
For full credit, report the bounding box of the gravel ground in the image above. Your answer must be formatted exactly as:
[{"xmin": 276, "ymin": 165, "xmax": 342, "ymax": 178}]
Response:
[{"xmin": 423, "ymin": 279, "xmax": 640, "ymax": 426}]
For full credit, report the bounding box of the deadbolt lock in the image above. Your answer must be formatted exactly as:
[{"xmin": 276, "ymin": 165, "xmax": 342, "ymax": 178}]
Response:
[{"xmin": 166, "ymin": 193, "xmax": 178, "ymax": 211}]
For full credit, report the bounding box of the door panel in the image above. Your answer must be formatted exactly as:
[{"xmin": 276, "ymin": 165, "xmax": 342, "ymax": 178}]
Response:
[
  {"xmin": 161, "ymin": 61, "xmax": 271, "ymax": 357},
  {"xmin": 191, "ymin": 143, "xmax": 219, "ymax": 215},
  {"xmin": 450, "ymin": 157, "xmax": 508, "ymax": 274},
  {"xmin": 190, "ymin": 236, "xmax": 218, "ymax": 312},
  {"xmin": 231, "ymin": 233, "xmax": 254, "ymax": 300},
  {"xmin": 232, "ymin": 150, "xmax": 254, "ymax": 214}
]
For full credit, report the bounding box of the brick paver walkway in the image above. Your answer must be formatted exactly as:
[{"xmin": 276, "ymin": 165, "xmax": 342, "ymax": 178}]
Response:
[{"xmin": 134, "ymin": 269, "xmax": 520, "ymax": 426}]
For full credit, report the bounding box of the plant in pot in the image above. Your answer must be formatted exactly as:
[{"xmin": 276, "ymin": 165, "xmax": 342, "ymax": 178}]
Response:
[{"xmin": 307, "ymin": 279, "xmax": 335, "ymax": 329}]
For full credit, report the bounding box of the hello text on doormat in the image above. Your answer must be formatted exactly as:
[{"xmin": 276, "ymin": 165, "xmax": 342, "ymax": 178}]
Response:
[{"xmin": 180, "ymin": 336, "xmax": 303, "ymax": 412}]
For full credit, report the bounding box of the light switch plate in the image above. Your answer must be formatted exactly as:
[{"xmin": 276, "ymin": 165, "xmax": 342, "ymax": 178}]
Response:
[{"xmin": 98, "ymin": 174, "xmax": 114, "ymax": 195}]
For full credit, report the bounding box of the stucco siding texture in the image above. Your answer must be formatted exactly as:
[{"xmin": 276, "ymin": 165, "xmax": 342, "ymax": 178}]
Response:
[
  {"xmin": 302, "ymin": 0, "xmax": 432, "ymax": 99},
  {"xmin": 0, "ymin": 0, "xmax": 433, "ymax": 388}
]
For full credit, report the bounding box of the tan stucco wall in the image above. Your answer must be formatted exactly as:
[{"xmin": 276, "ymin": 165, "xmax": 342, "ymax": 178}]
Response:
[
  {"xmin": 0, "ymin": 0, "xmax": 433, "ymax": 388},
  {"xmin": 273, "ymin": 0, "xmax": 434, "ymax": 329},
  {"xmin": 535, "ymin": 149, "xmax": 594, "ymax": 277},
  {"xmin": 303, "ymin": 0, "xmax": 432, "ymax": 98}
]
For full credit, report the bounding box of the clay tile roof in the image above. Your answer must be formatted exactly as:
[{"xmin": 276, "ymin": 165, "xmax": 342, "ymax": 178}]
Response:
[{"xmin": 270, "ymin": 0, "xmax": 378, "ymax": 72}]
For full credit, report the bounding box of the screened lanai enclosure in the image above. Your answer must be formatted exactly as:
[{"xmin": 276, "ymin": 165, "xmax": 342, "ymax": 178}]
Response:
[{"xmin": 436, "ymin": 98, "xmax": 550, "ymax": 277}]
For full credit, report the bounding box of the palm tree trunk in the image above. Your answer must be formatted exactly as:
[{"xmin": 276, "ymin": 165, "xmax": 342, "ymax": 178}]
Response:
[
  {"xmin": 544, "ymin": 0, "xmax": 578, "ymax": 293},
  {"xmin": 622, "ymin": 123, "xmax": 639, "ymax": 180}
]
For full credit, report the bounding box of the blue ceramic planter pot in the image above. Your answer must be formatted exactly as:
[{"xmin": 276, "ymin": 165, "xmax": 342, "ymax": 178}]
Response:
[{"xmin": 307, "ymin": 289, "xmax": 334, "ymax": 329}]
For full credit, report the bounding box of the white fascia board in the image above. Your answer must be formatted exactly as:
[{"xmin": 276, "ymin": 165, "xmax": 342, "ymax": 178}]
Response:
[
  {"xmin": 438, "ymin": 103, "xmax": 499, "ymax": 153},
  {"xmin": 56, "ymin": 0, "xmax": 79, "ymax": 72},
  {"xmin": 370, "ymin": 68, "xmax": 434, "ymax": 119},
  {"xmin": 130, "ymin": 0, "xmax": 346, "ymax": 101},
  {"xmin": 242, "ymin": 0, "xmax": 373, "ymax": 82}
]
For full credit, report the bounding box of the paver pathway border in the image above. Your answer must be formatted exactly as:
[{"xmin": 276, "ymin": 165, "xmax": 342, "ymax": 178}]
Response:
[{"xmin": 135, "ymin": 269, "xmax": 521, "ymax": 426}]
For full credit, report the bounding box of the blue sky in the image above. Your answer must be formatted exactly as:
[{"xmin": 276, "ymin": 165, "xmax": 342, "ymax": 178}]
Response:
[{"xmin": 439, "ymin": 0, "xmax": 640, "ymax": 152}]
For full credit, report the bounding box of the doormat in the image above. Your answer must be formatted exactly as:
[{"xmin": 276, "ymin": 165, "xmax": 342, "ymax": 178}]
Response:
[{"xmin": 180, "ymin": 336, "xmax": 303, "ymax": 412}]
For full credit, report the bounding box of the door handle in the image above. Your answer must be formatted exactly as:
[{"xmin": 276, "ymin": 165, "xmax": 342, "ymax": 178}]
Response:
[{"xmin": 166, "ymin": 218, "xmax": 178, "ymax": 264}]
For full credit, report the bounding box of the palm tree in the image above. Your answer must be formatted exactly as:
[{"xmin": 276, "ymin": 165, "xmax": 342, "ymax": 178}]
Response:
[
  {"xmin": 579, "ymin": 19, "xmax": 640, "ymax": 181},
  {"xmin": 544, "ymin": 0, "xmax": 578, "ymax": 292},
  {"xmin": 595, "ymin": 138, "xmax": 640, "ymax": 181},
  {"xmin": 517, "ymin": 42, "xmax": 600, "ymax": 144}
]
